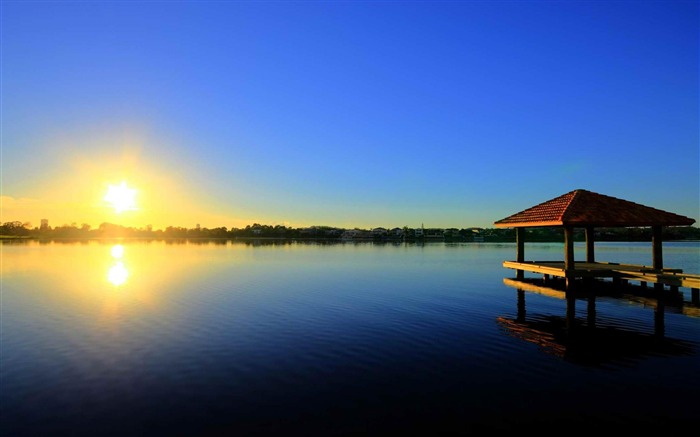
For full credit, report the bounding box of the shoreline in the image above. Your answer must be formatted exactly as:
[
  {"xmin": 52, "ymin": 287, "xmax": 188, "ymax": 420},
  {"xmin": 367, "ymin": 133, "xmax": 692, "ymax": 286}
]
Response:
[{"xmin": 2, "ymin": 235, "xmax": 699, "ymax": 244}]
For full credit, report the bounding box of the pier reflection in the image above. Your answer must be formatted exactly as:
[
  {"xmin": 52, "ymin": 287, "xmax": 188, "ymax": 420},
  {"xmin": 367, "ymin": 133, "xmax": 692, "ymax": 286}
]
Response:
[{"xmin": 499, "ymin": 278, "xmax": 698, "ymax": 366}]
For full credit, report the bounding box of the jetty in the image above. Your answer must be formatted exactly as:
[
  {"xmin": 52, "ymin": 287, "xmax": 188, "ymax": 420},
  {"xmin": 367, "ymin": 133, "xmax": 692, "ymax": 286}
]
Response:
[{"xmin": 493, "ymin": 189, "xmax": 699, "ymax": 299}]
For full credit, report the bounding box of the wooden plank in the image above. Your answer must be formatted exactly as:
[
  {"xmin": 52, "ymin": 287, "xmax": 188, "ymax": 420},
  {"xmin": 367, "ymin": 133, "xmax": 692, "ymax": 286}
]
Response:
[
  {"xmin": 503, "ymin": 261, "xmax": 566, "ymax": 277},
  {"xmin": 593, "ymin": 262, "xmax": 682, "ymax": 273},
  {"xmin": 616, "ymin": 271, "xmax": 700, "ymax": 289},
  {"xmin": 509, "ymin": 260, "xmax": 682, "ymax": 274},
  {"xmin": 502, "ymin": 261, "xmax": 699, "ymax": 289},
  {"xmin": 504, "ymin": 261, "xmax": 615, "ymax": 275}
]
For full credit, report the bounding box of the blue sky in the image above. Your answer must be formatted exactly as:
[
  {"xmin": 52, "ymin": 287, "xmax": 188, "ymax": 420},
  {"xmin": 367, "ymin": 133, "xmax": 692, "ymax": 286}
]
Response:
[{"xmin": 2, "ymin": 0, "xmax": 698, "ymax": 229}]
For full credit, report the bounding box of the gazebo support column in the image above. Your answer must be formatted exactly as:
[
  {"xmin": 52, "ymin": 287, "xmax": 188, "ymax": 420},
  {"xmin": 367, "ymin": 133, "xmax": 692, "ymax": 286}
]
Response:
[
  {"xmin": 516, "ymin": 228, "xmax": 525, "ymax": 280},
  {"xmin": 652, "ymin": 226, "xmax": 663, "ymax": 269},
  {"xmin": 652, "ymin": 225, "xmax": 664, "ymax": 291},
  {"xmin": 564, "ymin": 226, "xmax": 575, "ymax": 290},
  {"xmin": 583, "ymin": 226, "xmax": 595, "ymax": 286},
  {"xmin": 585, "ymin": 226, "xmax": 595, "ymax": 263}
]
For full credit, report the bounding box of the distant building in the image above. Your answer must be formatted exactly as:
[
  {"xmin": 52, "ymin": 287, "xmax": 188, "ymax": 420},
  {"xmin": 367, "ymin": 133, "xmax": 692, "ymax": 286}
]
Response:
[
  {"xmin": 40, "ymin": 219, "xmax": 49, "ymax": 230},
  {"xmin": 468, "ymin": 227, "xmax": 485, "ymax": 242},
  {"xmin": 414, "ymin": 224, "xmax": 424, "ymax": 238},
  {"xmin": 444, "ymin": 228, "xmax": 460, "ymax": 238},
  {"xmin": 371, "ymin": 227, "xmax": 388, "ymax": 236},
  {"xmin": 425, "ymin": 228, "xmax": 445, "ymax": 239},
  {"xmin": 341, "ymin": 229, "xmax": 371, "ymax": 240}
]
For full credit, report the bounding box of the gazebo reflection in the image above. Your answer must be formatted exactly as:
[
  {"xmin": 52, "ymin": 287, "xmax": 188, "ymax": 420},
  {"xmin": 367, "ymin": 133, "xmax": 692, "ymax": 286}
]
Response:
[{"xmin": 498, "ymin": 278, "xmax": 698, "ymax": 366}]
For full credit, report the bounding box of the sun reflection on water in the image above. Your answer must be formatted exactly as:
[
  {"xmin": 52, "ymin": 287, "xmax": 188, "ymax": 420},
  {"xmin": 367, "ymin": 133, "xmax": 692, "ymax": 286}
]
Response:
[
  {"xmin": 111, "ymin": 244, "xmax": 125, "ymax": 259},
  {"xmin": 107, "ymin": 244, "xmax": 129, "ymax": 286}
]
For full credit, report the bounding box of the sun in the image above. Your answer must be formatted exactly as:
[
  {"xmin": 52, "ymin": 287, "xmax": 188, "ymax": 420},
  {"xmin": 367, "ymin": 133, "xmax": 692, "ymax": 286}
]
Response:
[{"xmin": 104, "ymin": 181, "xmax": 137, "ymax": 213}]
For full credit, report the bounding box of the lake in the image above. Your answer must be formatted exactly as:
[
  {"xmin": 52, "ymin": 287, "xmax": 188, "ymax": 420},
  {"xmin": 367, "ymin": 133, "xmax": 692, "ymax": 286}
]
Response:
[{"xmin": 1, "ymin": 239, "xmax": 699, "ymax": 436}]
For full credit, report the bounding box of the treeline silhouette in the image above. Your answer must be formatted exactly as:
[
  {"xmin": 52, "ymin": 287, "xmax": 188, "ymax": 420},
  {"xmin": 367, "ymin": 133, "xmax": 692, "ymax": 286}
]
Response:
[{"xmin": 2, "ymin": 221, "xmax": 699, "ymax": 242}]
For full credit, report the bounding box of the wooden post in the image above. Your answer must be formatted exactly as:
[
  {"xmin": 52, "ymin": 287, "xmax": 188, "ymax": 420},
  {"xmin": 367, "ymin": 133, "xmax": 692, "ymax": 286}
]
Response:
[
  {"xmin": 566, "ymin": 291, "xmax": 576, "ymax": 331},
  {"xmin": 585, "ymin": 226, "xmax": 595, "ymax": 263},
  {"xmin": 516, "ymin": 227, "xmax": 525, "ymax": 280},
  {"xmin": 587, "ymin": 295, "xmax": 596, "ymax": 329},
  {"xmin": 654, "ymin": 294, "xmax": 665, "ymax": 338},
  {"xmin": 652, "ymin": 225, "xmax": 664, "ymax": 291},
  {"xmin": 564, "ymin": 226, "xmax": 575, "ymax": 290},
  {"xmin": 583, "ymin": 226, "xmax": 595, "ymax": 286},
  {"xmin": 652, "ymin": 226, "xmax": 663, "ymax": 270},
  {"xmin": 517, "ymin": 289, "xmax": 525, "ymax": 322}
]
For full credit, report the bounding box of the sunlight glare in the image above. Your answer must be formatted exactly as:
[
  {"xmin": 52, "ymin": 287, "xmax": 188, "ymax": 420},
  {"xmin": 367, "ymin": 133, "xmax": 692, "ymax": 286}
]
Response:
[
  {"xmin": 107, "ymin": 262, "xmax": 129, "ymax": 286},
  {"xmin": 104, "ymin": 181, "xmax": 137, "ymax": 213},
  {"xmin": 111, "ymin": 244, "xmax": 125, "ymax": 258}
]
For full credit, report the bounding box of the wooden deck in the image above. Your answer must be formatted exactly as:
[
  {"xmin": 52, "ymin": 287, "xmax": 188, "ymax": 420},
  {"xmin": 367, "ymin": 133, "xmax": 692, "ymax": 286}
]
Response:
[{"xmin": 503, "ymin": 260, "xmax": 700, "ymax": 290}]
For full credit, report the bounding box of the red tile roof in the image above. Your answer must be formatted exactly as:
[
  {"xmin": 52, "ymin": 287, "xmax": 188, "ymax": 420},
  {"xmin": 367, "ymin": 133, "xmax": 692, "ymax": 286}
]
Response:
[{"xmin": 494, "ymin": 189, "xmax": 696, "ymax": 228}]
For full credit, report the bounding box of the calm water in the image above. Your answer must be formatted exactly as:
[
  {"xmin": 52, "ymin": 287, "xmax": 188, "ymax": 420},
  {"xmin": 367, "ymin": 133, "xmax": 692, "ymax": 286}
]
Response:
[{"xmin": 1, "ymin": 240, "xmax": 699, "ymax": 436}]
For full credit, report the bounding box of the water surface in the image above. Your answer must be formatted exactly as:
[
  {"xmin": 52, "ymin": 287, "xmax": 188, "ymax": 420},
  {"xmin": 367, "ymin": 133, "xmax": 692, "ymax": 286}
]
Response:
[{"xmin": 2, "ymin": 240, "xmax": 699, "ymax": 435}]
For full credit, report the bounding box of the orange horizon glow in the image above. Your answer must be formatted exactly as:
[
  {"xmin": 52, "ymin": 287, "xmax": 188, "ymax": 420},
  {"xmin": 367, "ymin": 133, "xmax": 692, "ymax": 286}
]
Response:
[{"xmin": 0, "ymin": 139, "xmax": 258, "ymax": 230}]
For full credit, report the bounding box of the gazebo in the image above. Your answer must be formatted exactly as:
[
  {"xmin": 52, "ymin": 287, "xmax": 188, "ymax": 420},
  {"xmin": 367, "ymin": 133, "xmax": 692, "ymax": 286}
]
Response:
[{"xmin": 493, "ymin": 189, "xmax": 698, "ymax": 292}]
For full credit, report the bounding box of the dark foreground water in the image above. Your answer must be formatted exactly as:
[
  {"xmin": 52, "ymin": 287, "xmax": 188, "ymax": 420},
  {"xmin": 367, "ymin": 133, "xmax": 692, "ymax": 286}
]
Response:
[{"xmin": 1, "ymin": 240, "xmax": 699, "ymax": 436}]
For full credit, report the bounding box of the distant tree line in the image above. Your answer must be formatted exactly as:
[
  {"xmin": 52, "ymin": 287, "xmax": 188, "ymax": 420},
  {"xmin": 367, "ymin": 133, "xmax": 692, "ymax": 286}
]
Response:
[{"xmin": 1, "ymin": 220, "xmax": 699, "ymax": 242}]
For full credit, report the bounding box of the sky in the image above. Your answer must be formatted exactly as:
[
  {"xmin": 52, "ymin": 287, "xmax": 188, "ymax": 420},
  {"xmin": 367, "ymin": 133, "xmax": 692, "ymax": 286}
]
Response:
[{"xmin": 2, "ymin": 0, "xmax": 698, "ymax": 230}]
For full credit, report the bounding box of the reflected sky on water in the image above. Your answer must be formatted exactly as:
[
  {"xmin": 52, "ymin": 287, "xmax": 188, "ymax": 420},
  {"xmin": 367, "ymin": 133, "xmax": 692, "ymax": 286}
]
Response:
[{"xmin": 1, "ymin": 240, "xmax": 699, "ymax": 435}]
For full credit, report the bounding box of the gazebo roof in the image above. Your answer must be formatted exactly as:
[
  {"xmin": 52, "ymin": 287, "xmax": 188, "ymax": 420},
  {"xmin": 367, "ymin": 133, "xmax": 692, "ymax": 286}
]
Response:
[{"xmin": 494, "ymin": 189, "xmax": 696, "ymax": 228}]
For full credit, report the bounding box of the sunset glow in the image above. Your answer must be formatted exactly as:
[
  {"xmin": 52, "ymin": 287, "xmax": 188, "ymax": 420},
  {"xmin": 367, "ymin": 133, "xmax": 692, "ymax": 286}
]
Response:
[
  {"xmin": 2, "ymin": 1, "xmax": 697, "ymax": 231},
  {"xmin": 104, "ymin": 182, "xmax": 137, "ymax": 214}
]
